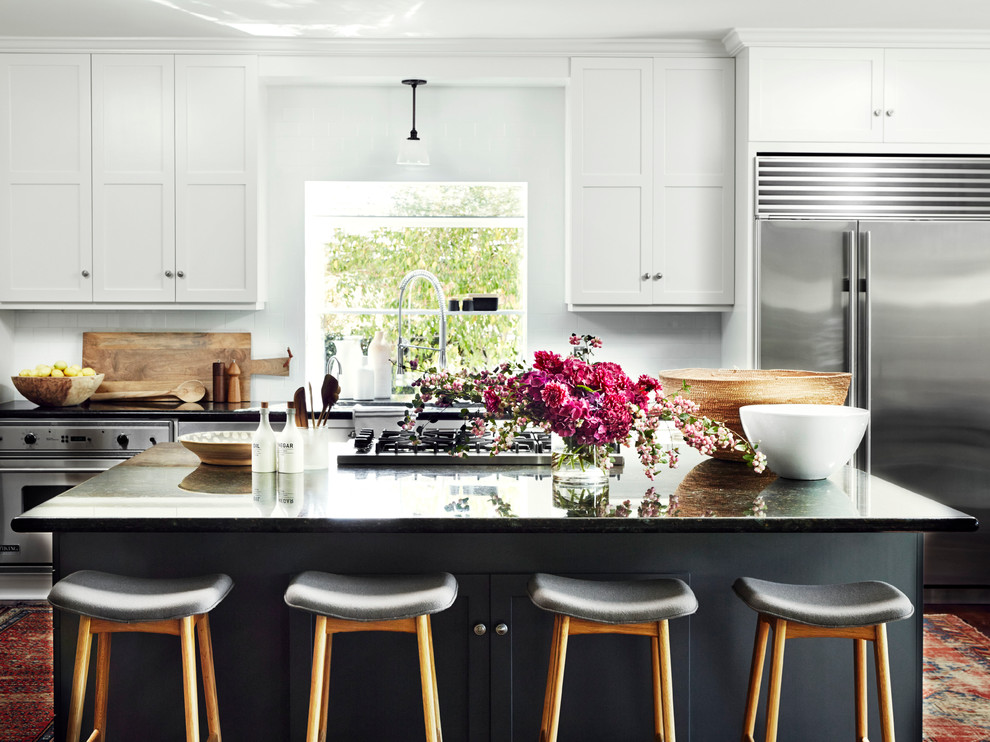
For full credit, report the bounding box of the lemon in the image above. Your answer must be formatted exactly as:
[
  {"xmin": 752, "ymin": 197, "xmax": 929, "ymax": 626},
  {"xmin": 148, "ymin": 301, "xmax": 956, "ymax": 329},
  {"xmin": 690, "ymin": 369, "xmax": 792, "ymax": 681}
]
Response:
[
  {"xmin": 50, "ymin": 369, "xmax": 65, "ymax": 377},
  {"xmin": 19, "ymin": 369, "xmax": 33, "ymax": 377},
  {"xmin": 81, "ymin": 367, "xmax": 96, "ymax": 376},
  {"xmin": 63, "ymin": 367, "xmax": 80, "ymax": 377},
  {"xmin": 53, "ymin": 360, "xmax": 68, "ymax": 371},
  {"xmin": 68, "ymin": 364, "xmax": 81, "ymax": 371},
  {"xmin": 35, "ymin": 365, "xmax": 52, "ymax": 377}
]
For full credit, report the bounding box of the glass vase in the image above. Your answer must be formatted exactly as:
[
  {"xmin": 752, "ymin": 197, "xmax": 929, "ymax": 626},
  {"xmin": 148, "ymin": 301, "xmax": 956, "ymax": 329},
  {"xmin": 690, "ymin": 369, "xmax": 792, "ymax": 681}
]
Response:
[{"xmin": 551, "ymin": 440, "xmax": 608, "ymax": 486}]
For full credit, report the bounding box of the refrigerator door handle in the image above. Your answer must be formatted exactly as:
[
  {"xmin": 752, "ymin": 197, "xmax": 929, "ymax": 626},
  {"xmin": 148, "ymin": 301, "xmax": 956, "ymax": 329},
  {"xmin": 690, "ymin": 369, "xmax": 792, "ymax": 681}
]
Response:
[
  {"xmin": 859, "ymin": 229, "xmax": 872, "ymax": 470},
  {"xmin": 844, "ymin": 230, "xmax": 857, "ymax": 407}
]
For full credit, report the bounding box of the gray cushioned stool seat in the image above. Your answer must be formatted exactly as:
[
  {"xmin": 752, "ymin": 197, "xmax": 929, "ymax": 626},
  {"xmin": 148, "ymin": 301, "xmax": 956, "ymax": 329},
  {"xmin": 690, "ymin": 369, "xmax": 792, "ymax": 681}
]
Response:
[
  {"xmin": 48, "ymin": 570, "xmax": 233, "ymax": 623},
  {"xmin": 284, "ymin": 571, "xmax": 458, "ymax": 622},
  {"xmin": 733, "ymin": 576, "xmax": 914, "ymax": 628},
  {"xmin": 528, "ymin": 573, "xmax": 698, "ymax": 625}
]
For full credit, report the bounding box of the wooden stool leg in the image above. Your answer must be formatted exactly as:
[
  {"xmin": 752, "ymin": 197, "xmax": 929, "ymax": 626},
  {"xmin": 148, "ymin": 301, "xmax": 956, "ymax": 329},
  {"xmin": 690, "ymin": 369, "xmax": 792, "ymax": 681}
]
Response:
[
  {"xmin": 426, "ymin": 616, "xmax": 443, "ymax": 742},
  {"xmin": 546, "ymin": 615, "xmax": 570, "ymax": 742},
  {"xmin": 540, "ymin": 614, "xmax": 564, "ymax": 741},
  {"xmin": 93, "ymin": 632, "xmax": 112, "ymax": 741},
  {"xmin": 196, "ymin": 615, "xmax": 222, "ymax": 742},
  {"xmin": 179, "ymin": 615, "xmax": 201, "ymax": 742},
  {"xmin": 764, "ymin": 618, "xmax": 788, "ymax": 742},
  {"xmin": 416, "ymin": 614, "xmax": 440, "ymax": 742},
  {"xmin": 67, "ymin": 616, "xmax": 94, "ymax": 742},
  {"xmin": 306, "ymin": 615, "xmax": 329, "ymax": 742},
  {"xmin": 657, "ymin": 620, "xmax": 676, "ymax": 742},
  {"xmin": 651, "ymin": 633, "xmax": 663, "ymax": 740},
  {"xmin": 873, "ymin": 623, "xmax": 896, "ymax": 742},
  {"xmin": 854, "ymin": 638, "xmax": 868, "ymax": 742},
  {"xmin": 318, "ymin": 632, "xmax": 332, "ymax": 742},
  {"xmin": 741, "ymin": 615, "xmax": 770, "ymax": 742}
]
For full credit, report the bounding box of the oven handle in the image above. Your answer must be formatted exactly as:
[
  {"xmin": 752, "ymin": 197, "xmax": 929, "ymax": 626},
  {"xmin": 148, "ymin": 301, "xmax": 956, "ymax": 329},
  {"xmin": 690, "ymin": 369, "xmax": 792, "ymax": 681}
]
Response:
[{"xmin": 0, "ymin": 460, "xmax": 129, "ymax": 473}]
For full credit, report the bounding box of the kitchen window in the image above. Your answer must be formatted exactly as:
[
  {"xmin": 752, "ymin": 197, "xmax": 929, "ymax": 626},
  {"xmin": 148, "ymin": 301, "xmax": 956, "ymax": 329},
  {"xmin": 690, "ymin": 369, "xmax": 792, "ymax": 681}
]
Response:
[{"xmin": 304, "ymin": 182, "xmax": 526, "ymax": 378}]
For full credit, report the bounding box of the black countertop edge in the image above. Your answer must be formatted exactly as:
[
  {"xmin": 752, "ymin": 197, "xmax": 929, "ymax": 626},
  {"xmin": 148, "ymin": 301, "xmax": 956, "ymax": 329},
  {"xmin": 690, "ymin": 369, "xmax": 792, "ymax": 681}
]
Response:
[
  {"xmin": 15, "ymin": 515, "xmax": 979, "ymax": 535},
  {"xmin": 0, "ymin": 401, "xmax": 353, "ymax": 421}
]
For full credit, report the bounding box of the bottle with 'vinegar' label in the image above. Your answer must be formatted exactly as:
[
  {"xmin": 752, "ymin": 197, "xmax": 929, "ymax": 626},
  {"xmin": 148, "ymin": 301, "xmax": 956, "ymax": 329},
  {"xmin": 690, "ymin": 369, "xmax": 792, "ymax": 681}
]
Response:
[{"xmin": 277, "ymin": 401, "xmax": 305, "ymax": 473}]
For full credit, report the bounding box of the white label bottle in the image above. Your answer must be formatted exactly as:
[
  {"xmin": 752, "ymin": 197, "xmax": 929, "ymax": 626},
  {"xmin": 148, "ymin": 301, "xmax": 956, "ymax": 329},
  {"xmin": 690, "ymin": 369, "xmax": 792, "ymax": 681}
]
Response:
[
  {"xmin": 277, "ymin": 401, "xmax": 305, "ymax": 473},
  {"xmin": 251, "ymin": 401, "xmax": 277, "ymax": 472}
]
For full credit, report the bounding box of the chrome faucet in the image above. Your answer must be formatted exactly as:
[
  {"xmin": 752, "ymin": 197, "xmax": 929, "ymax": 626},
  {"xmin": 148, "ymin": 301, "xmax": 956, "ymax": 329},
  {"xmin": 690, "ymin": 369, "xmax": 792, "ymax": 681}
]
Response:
[{"xmin": 397, "ymin": 269, "xmax": 447, "ymax": 373}]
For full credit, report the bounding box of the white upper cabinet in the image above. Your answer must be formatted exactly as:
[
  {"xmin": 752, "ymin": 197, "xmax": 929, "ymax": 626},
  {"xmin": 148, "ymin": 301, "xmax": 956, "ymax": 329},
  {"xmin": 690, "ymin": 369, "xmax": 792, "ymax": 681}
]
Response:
[
  {"xmin": 748, "ymin": 48, "xmax": 883, "ymax": 142},
  {"xmin": 175, "ymin": 56, "xmax": 258, "ymax": 304},
  {"xmin": 92, "ymin": 55, "xmax": 175, "ymax": 302},
  {"xmin": 748, "ymin": 47, "xmax": 990, "ymax": 144},
  {"xmin": 0, "ymin": 55, "xmax": 92, "ymax": 302},
  {"xmin": 568, "ymin": 58, "xmax": 653, "ymax": 305},
  {"xmin": 0, "ymin": 53, "xmax": 258, "ymax": 306},
  {"xmin": 568, "ymin": 57, "xmax": 734, "ymax": 309}
]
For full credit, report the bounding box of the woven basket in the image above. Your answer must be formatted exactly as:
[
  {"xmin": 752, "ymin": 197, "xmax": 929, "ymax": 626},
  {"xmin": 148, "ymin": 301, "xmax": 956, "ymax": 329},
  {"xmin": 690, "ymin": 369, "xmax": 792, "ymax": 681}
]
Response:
[{"xmin": 656, "ymin": 369, "xmax": 852, "ymax": 460}]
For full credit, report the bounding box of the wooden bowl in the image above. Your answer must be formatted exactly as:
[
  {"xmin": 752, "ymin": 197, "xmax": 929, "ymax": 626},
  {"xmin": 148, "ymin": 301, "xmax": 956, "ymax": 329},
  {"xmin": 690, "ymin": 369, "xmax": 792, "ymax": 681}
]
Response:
[
  {"xmin": 178, "ymin": 431, "xmax": 253, "ymax": 467},
  {"xmin": 656, "ymin": 368, "xmax": 852, "ymax": 460},
  {"xmin": 11, "ymin": 374, "xmax": 105, "ymax": 407}
]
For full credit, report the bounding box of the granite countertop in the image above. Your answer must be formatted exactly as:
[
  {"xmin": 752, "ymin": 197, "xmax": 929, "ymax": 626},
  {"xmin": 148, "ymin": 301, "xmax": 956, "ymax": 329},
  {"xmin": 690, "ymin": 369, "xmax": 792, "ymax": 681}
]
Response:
[
  {"xmin": 0, "ymin": 399, "xmax": 350, "ymax": 421},
  {"xmin": 13, "ymin": 442, "xmax": 979, "ymax": 535}
]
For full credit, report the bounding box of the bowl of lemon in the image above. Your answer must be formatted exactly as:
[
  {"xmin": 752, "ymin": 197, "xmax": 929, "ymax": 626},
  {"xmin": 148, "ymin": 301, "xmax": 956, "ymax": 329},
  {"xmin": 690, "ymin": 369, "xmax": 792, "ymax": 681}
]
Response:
[{"xmin": 12, "ymin": 362, "xmax": 103, "ymax": 407}]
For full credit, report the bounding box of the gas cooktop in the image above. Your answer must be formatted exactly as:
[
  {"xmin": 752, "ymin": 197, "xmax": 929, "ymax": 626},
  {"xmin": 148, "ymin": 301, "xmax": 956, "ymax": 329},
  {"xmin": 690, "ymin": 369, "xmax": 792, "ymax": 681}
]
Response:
[{"xmin": 336, "ymin": 428, "xmax": 624, "ymax": 467}]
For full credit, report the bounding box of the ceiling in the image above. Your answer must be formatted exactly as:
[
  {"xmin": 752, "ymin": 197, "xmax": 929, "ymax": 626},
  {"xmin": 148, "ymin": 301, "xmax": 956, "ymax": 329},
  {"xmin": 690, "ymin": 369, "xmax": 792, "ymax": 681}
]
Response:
[{"xmin": 2, "ymin": 0, "xmax": 990, "ymax": 41}]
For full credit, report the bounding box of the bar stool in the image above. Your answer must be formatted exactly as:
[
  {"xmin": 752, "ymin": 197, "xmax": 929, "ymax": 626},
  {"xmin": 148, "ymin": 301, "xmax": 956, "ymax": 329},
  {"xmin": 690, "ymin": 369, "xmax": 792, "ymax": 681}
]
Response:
[
  {"xmin": 733, "ymin": 576, "xmax": 915, "ymax": 742},
  {"xmin": 284, "ymin": 571, "xmax": 458, "ymax": 742},
  {"xmin": 47, "ymin": 569, "xmax": 233, "ymax": 742},
  {"xmin": 527, "ymin": 573, "xmax": 698, "ymax": 742}
]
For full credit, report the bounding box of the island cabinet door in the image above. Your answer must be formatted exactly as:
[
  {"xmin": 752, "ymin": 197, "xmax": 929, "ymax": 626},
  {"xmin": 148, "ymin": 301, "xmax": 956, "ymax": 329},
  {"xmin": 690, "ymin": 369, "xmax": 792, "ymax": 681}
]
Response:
[
  {"xmin": 287, "ymin": 573, "xmax": 492, "ymax": 742},
  {"xmin": 489, "ymin": 574, "xmax": 691, "ymax": 742}
]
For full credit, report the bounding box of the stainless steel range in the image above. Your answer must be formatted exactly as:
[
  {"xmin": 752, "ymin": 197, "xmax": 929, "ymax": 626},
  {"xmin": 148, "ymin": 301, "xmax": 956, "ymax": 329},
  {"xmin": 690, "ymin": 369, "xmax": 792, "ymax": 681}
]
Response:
[{"xmin": 0, "ymin": 419, "xmax": 171, "ymax": 585}]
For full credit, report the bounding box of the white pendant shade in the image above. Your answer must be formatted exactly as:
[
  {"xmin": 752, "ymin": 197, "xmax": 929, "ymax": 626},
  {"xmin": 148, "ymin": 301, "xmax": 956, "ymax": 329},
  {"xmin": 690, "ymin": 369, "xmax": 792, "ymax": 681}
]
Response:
[{"xmin": 397, "ymin": 136, "xmax": 430, "ymax": 166}]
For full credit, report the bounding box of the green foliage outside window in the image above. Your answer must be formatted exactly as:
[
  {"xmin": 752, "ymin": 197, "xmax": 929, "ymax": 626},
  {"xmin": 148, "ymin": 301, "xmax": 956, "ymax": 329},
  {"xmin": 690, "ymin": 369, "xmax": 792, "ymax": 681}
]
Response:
[{"xmin": 319, "ymin": 225, "xmax": 524, "ymax": 371}]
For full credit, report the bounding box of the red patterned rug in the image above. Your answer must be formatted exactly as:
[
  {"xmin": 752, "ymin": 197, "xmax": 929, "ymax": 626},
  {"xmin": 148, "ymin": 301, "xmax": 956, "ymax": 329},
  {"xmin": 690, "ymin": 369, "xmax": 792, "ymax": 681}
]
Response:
[
  {"xmin": 924, "ymin": 613, "xmax": 990, "ymax": 742},
  {"xmin": 0, "ymin": 602, "xmax": 53, "ymax": 742}
]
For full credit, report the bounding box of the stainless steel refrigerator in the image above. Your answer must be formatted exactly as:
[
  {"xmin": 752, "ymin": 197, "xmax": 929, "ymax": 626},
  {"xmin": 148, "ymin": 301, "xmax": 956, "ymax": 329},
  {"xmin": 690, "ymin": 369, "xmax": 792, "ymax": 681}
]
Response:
[{"xmin": 756, "ymin": 156, "xmax": 990, "ymax": 593}]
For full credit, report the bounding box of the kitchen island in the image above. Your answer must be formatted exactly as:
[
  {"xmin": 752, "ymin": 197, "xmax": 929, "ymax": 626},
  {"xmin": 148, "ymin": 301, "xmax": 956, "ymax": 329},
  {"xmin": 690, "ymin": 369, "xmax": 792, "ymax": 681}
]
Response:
[{"xmin": 14, "ymin": 443, "xmax": 977, "ymax": 742}]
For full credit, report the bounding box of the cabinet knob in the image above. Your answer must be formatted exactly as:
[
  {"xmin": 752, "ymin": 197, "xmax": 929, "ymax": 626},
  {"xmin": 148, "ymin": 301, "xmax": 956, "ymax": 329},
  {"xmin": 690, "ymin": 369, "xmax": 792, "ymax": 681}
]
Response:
[
  {"xmin": 473, "ymin": 623, "xmax": 487, "ymax": 636},
  {"xmin": 873, "ymin": 108, "xmax": 882, "ymax": 117},
  {"xmin": 176, "ymin": 270, "xmax": 185, "ymax": 278},
  {"xmin": 642, "ymin": 273, "xmax": 651, "ymax": 281},
  {"xmin": 885, "ymin": 109, "xmax": 895, "ymax": 117},
  {"xmin": 653, "ymin": 273, "xmax": 663, "ymax": 280},
  {"xmin": 165, "ymin": 270, "xmax": 174, "ymax": 279},
  {"xmin": 495, "ymin": 623, "xmax": 509, "ymax": 636},
  {"xmin": 81, "ymin": 270, "xmax": 90, "ymax": 278}
]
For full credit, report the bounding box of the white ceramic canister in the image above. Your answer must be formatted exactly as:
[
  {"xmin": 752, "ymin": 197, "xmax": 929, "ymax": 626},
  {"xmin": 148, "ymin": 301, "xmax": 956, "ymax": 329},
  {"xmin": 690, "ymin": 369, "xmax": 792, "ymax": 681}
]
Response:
[
  {"xmin": 303, "ymin": 427, "xmax": 331, "ymax": 470},
  {"xmin": 333, "ymin": 337, "xmax": 363, "ymax": 400},
  {"xmin": 368, "ymin": 330, "xmax": 393, "ymax": 400},
  {"xmin": 356, "ymin": 355, "xmax": 375, "ymax": 401}
]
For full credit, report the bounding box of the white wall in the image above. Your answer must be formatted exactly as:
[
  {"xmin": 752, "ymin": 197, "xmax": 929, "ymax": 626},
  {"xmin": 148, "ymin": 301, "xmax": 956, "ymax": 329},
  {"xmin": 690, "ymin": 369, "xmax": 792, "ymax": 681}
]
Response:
[{"xmin": 1, "ymin": 83, "xmax": 721, "ymax": 404}]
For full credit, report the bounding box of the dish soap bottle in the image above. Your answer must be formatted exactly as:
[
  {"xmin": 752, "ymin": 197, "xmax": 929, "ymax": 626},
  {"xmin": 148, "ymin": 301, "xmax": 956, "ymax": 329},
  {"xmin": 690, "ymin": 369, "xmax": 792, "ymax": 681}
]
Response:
[
  {"xmin": 251, "ymin": 401, "xmax": 277, "ymax": 472},
  {"xmin": 368, "ymin": 330, "xmax": 392, "ymax": 399},
  {"xmin": 277, "ymin": 401, "xmax": 305, "ymax": 473}
]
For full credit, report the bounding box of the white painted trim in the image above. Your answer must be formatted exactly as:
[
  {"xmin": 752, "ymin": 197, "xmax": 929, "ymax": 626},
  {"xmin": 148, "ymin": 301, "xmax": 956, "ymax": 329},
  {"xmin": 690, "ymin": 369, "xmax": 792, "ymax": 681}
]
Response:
[
  {"xmin": 724, "ymin": 28, "xmax": 990, "ymax": 56},
  {"xmin": 0, "ymin": 36, "xmax": 729, "ymax": 57},
  {"xmin": 0, "ymin": 302, "xmax": 265, "ymax": 310}
]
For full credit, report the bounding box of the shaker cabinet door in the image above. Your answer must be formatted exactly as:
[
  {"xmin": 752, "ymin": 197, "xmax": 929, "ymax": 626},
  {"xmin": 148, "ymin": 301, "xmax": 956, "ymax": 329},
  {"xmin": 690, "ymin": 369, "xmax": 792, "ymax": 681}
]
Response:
[
  {"xmin": 0, "ymin": 54, "xmax": 92, "ymax": 302},
  {"xmin": 92, "ymin": 55, "xmax": 176, "ymax": 302},
  {"xmin": 175, "ymin": 55, "xmax": 258, "ymax": 303}
]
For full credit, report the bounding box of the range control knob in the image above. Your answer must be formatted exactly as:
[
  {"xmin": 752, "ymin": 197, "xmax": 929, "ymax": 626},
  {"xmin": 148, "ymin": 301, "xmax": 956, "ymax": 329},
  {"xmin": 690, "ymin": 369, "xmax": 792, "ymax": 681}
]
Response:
[
  {"xmin": 116, "ymin": 434, "xmax": 130, "ymax": 449},
  {"xmin": 23, "ymin": 433, "xmax": 37, "ymax": 445}
]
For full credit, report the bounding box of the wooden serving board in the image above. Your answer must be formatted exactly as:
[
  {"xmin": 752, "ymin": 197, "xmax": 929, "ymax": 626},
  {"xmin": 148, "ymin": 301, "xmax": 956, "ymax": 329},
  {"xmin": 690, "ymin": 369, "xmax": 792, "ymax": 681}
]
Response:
[{"xmin": 82, "ymin": 332, "xmax": 291, "ymax": 402}]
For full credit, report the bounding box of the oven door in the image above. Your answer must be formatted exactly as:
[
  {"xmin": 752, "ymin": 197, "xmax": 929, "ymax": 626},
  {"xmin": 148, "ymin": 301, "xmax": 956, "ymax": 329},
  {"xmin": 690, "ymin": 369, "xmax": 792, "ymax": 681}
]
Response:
[{"xmin": 0, "ymin": 458, "xmax": 126, "ymax": 572}]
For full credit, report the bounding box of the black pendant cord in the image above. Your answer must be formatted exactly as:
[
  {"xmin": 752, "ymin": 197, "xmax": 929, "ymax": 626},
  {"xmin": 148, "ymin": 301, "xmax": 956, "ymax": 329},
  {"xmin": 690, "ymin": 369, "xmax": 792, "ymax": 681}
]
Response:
[{"xmin": 402, "ymin": 78, "xmax": 426, "ymax": 141}]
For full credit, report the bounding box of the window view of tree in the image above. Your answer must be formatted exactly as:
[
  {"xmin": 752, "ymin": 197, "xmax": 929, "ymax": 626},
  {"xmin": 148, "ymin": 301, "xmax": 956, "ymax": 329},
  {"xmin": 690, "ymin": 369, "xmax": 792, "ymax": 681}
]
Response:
[{"xmin": 307, "ymin": 183, "xmax": 526, "ymax": 373}]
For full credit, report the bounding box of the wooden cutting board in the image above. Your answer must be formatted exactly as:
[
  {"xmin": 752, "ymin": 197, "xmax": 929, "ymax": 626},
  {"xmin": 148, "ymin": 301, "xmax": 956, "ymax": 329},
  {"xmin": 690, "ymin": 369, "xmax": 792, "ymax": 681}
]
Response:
[{"xmin": 82, "ymin": 332, "xmax": 292, "ymax": 402}]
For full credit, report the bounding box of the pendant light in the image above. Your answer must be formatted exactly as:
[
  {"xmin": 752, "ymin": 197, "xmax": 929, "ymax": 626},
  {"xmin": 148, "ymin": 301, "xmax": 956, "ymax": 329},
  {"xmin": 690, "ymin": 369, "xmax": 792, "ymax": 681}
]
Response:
[{"xmin": 397, "ymin": 79, "xmax": 429, "ymax": 166}]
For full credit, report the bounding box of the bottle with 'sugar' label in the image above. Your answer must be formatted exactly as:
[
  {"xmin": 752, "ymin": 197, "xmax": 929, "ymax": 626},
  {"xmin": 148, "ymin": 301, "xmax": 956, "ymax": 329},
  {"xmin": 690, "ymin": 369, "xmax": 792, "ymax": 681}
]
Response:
[{"xmin": 277, "ymin": 401, "xmax": 305, "ymax": 473}]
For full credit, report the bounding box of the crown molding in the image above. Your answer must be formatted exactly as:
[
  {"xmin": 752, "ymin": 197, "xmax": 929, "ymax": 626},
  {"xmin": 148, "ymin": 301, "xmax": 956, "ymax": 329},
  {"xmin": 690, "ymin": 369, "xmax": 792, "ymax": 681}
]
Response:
[
  {"xmin": 0, "ymin": 36, "xmax": 729, "ymax": 57},
  {"xmin": 723, "ymin": 27, "xmax": 990, "ymax": 55}
]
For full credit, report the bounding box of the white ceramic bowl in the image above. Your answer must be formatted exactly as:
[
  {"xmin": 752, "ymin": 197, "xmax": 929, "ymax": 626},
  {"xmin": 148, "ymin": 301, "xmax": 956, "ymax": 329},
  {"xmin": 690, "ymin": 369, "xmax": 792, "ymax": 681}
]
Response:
[{"xmin": 739, "ymin": 404, "xmax": 869, "ymax": 480}]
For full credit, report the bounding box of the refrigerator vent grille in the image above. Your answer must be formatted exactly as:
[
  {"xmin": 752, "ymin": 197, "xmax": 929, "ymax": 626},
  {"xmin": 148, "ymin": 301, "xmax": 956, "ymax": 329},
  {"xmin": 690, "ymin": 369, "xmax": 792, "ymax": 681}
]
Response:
[{"xmin": 756, "ymin": 156, "xmax": 990, "ymax": 218}]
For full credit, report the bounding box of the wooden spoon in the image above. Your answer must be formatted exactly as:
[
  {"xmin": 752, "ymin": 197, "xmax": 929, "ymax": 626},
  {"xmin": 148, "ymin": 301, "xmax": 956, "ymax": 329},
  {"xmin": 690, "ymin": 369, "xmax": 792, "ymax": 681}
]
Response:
[
  {"xmin": 293, "ymin": 387, "xmax": 309, "ymax": 428},
  {"xmin": 317, "ymin": 375, "xmax": 340, "ymax": 427},
  {"xmin": 90, "ymin": 380, "xmax": 207, "ymax": 403}
]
